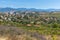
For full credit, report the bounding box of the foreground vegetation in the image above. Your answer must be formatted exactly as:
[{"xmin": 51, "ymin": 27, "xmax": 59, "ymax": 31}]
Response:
[{"xmin": 0, "ymin": 21, "xmax": 60, "ymax": 35}]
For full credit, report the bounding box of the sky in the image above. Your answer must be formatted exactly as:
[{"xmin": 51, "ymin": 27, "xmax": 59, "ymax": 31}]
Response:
[{"xmin": 0, "ymin": 0, "xmax": 60, "ymax": 9}]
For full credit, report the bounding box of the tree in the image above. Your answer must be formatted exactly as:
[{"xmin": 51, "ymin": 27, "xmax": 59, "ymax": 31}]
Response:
[{"xmin": 52, "ymin": 23, "xmax": 58, "ymax": 28}]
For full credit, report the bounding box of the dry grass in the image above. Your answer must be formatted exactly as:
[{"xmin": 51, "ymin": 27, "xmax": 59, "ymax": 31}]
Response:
[{"xmin": 0, "ymin": 25, "xmax": 60, "ymax": 40}]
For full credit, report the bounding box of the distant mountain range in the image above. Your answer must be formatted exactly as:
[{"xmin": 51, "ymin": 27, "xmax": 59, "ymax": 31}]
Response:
[{"xmin": 0, "ymin": 7, "xmax": 60, "ymax": 12}]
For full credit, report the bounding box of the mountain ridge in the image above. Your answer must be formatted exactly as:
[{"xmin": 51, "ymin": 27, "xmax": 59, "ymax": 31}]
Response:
[{"xmin": 0, "ymin": 7, "xmax": 60, "ymax": 12}]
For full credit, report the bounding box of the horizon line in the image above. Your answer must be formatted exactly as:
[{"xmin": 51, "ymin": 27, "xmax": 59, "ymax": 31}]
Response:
[{"xmin": 0, "ymin": 7, "xmax": 60, "ymax": 9}]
